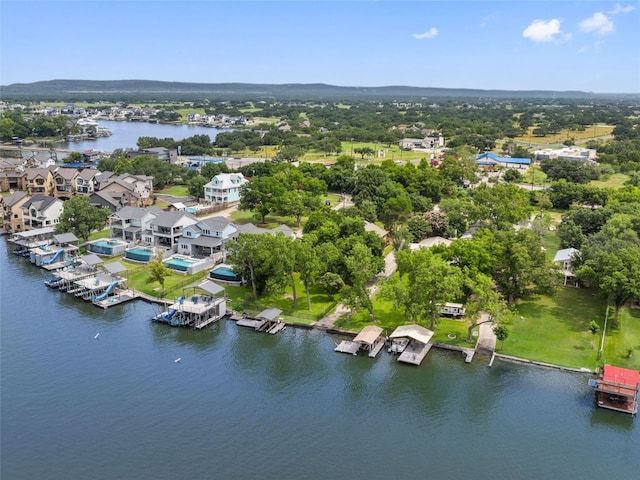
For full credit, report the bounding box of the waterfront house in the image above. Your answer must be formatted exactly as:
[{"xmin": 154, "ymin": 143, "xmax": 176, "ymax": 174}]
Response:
[
  {"xmin": 22, "ymin": 168, "xmax": 54, "ymax": 196},
  {"xmin": 109, "ymin": 206, "xmax": 159, "ymax": 242},
  {"xmin": 203, "ymin": 173, "xmax": 248, "ymax": 204},
  {"xmin": 21, "ymin": 195, "xmax": 64, "ymax": 231},
  {"xmin": 177, "ymin": 216, "xmax": 238, "ymax": 259},
  {"xmin": 553, "ymin": 247, "xmax": 580, "ymax": 286},
  {"xmin": 593, "ymin": 365, "xmax": 639, "ymax": 415},
  {"xmin": 52, "ymin": 167, "xmax": 79, "ymax": 201},
  {"xmin": 0, "ymin": 191, "xmax": 29, "ymax": 233},
  {"xmin": 147, "ymin": 211, "xmax": 198, "ymax": 251}
]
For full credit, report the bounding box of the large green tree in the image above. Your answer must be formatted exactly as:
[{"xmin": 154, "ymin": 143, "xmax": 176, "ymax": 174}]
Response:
[{"xmin": 55, "ymin": 196, "xmax": 110, "ymax": 241}]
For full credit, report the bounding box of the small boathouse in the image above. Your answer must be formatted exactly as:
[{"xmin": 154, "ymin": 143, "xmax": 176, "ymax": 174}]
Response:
[
  {"xmin": 592, "ymin": 365, "xmax": 639, "ymax": 415},
  {"xmin": 335, "ymin": 325, "xmax": 385, "ymax": 358},
  {"xmin": 153, "ymin": 280, "xmax": 227, "ymax": 329},
  {"xmin": 389, "ymin": 325, "xmax": 435, "ymax": 366},
  {"xmin": 236, "ymin": 308, "xmax": 286, "ymax": 334}
]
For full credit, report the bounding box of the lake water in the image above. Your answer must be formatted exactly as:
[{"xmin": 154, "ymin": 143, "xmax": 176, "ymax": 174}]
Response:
[
  {"xmin": 1, "ymin": 240, "xmax": 638, "ymax": 479},
  {"xmin": 57, "ymin": 120, "xmax": 226, "ymax": 152}
]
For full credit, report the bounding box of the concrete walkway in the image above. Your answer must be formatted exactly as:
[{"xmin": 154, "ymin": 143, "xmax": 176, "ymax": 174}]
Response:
[
  {"xmin": 475, "ymin": 312, "xmax": 497, "ymax": 355},
  {"xmin": 313, "ymin": 304, "xmax": 350, "ymax": 329}
]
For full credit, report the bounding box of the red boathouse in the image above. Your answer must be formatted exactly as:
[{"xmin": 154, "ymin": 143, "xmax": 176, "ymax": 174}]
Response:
[{"xmin": 594, "ymin": 365, "xmax": 639, "ymax": 415}]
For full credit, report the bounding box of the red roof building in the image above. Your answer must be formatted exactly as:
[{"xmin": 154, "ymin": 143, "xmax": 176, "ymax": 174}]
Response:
[{"xmin": 594, "ymin": 365, "xmax": 639, "ymax": 415}]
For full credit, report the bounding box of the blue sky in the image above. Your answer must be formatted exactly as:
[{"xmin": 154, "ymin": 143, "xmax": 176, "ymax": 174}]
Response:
[{"xmin": 1, "ymin": 1, "xmax": 639, "ymax": 93}]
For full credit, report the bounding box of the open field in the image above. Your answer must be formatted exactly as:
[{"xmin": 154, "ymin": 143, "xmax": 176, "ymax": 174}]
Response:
[
  {"xmin": 513, "ymin": 125, "xmax": 615, "ymax": 146},
  {"xmin": 158, "ymin": 185, "xmax": 190, "ymax": 197},
  {"xmin": 590, "ymin": 173, "xmax": 630, "ymax": 189},
  {"xmin": 504, "ymin": 288, "xmax": 640, "ymax": 370}
]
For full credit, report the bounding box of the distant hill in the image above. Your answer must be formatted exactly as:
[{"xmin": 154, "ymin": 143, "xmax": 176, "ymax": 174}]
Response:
[{"xmin": 0, "ymin": 79, "xmax": 633, "ymax": 102}]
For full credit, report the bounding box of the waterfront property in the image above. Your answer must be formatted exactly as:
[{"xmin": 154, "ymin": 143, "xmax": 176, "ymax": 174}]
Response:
[
  {"xmin": 152, "ymin": 280, "xmax": 226, "ymax": 329},
  {"xmin": 203, "ymin": 173, "xmax": 247, "ymax": 204},
  {"xmin": 553, "ymin": 247, "xmax": 580, "ymax": 287},
  {"xmin": 389, "ymin": 325, "xmax": 435, "ymax": 366},
  {"xmin": 593, "ymin": 365, "xmax": 639, "ymax": 415},
  {"xmin": 335, "ymin": 325, "xmax": 385, "ymax": 358},
  {"xmin": 10, "ymin": 226, "xmax": 55, "ymax": 249}
]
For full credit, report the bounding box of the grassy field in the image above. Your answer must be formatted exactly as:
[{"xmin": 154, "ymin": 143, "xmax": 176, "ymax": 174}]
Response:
[
  {"xmin": 513, "ymin": 125, "xmax": 615, "ymax": 146},
  {"xmin": 503, "ymin": 288, "xmax": 640, "ymax": 370},
  {"xmin": 158, "ymin": 185, "xmax": 190, "ymax": 197},
  {"xmin": 590, "ymin": 173, "xmax": 630, "ymax": 189}
]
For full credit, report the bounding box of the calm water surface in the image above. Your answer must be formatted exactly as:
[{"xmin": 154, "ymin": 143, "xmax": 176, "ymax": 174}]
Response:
[
  {"xmin": 57, "ymin": 120, "xmax": 225, "ymax": 152},
  {"xmin": 1, "ymin": 241, "xmax": 638, "ymax": 479}
]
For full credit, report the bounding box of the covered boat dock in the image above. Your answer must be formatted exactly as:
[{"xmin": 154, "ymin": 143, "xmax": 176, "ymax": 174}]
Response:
[
  {"xmin": 335, "ymin": 325, "xmax": 385, "ymax": 358},
  {"xmin": 593, "ymin": 365, "xmax": 639, "ymax": 415},
  {"xmin": 389, "ymin": 325, "xmax": 435, "ymax": 366},
  {"xmin": 153, "ymin": 280, "xmax": 227, "ymax": 329},
  {"xmin": 236, "ymin": 308, "xmax": 285, "ymax": 334}
]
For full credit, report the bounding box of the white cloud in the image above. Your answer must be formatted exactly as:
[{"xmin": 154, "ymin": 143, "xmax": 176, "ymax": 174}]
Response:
[
  {"xmin": 608, "ymin": 3, "xmax": 635, "ymax": 15},
  {"xmin": 479, "ymin": 14, "xmax": 496, "ymax": 28},
  {"xmin": 522, "ymin": 19, "xmax": 566, "ymax": 42},
  {"xmin": 579, "ymin": 12, "xmax": 615, "ymax": 35},
  {"xmin": 578, "ymin": 46, "xmax": 587, "ymax": 54},
  {"xmin": 412, "ymin": 28, "xmax": 439, "ymax": 40}
]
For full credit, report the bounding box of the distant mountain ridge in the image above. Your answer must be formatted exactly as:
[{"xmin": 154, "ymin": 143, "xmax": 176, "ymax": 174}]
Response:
[{"xmin": 0, "ymin": 79, "xmax": 633, "ymax": 101}]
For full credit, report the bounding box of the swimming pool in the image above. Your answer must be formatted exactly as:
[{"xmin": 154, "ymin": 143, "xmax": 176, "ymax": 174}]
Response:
[
  {"xmin": 210, "ymin": 266, "xmax": 242, "ymax": 282},
  {"xmin": 88, "ymin": 239, "xmax": 127, "ymax": 256},
  {"xmin": 125, "ymin": 247, "xmax": 154, "ymax": 262},
  {"xmin": 165, "ymin": 256, "xmax": 196, "ymax": 272}
]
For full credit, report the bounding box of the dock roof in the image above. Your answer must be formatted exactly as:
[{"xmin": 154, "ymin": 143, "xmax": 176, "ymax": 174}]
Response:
[
  {"xmin": 256, "ymin": 308, "xmax": 282, "ymax": 322},
  {"xmin": 602, "ymin": 365, "xmax": 639, "ymax": 389},
  {"xmin": 81, "ymin": 253, "xmax": 103, "ymax": 266},
  {"xmin": 197, "ymin": 280, "xmax": 225, "ymax": 296},
  {"xmin": 353, "ymin": 325, "xmax": 383, "ymax": 346},
  {"xmin": 53, "ymin": 232, "xmax": 78, "ymax": 244},
  {"xmin": 389, "ymin": 325, "xmax": 434, "ymax": 345},
  {"xmin": 103, "ymin": 261, "xmax": 127, "ymax": 275}
]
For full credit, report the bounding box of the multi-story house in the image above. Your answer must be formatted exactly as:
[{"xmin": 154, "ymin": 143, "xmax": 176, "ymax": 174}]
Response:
[
  {"xmin": 52, "ymin": 167, "xmax": 79, "ymax": 200},
  {"xmin": 109, "ymin": 206, "xmax": 159, "ymax": 242},
  {"xmin": 0, "ymin": 157, "xmax": 25, "ymax": 192},
  {"xmin": 177, "ymin": 216, "xmax": 238, "ymax": 258},
  {"xmin": 22, "ymin": 168, "xmax": 54, "ymax": 196},
  {"xmin": 75, "ymin": 168, "xmax": 101, "ymax": 195},
  {"xmin": 203, "ymin": 173, "xmax": 247, "ymax": 204},
  {"xmin": 21, "ymin": 195, "xmax": 64, "ymax": 231},
  {"xmin": 0, "ymin": 191, "xmax": 28, "ymax": 233},
  {"xmin": 145, "ymin": 211, "xmax": 198, "ymax": 251}
]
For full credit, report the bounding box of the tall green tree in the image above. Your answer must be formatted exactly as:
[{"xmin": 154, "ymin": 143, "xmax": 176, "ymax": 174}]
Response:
[
  {"xmin": 148, "ymin": 252, "xmax": 170, "ymax": 297},
  {"xmin": 55, "ymin": 196, "xmax": 110, "ymax": 241},
  {"xmin": 341, "ymin": 243, "xmax": 379, "ymax": 322},
  {"xmin": 577, "ymin": 247, "xmax": 640, "ymax": 328}
]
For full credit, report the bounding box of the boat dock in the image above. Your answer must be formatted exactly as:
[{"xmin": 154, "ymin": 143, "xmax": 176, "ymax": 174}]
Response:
[
  {"xmin": 398, "ymin": 341, "xmax": 433, "ymax": 365},
  {"xmin": 152, "ymin": 281, "xmax": 227, "ymax": 329},
  {"xmin": 233, "ymin": 308, "xmax": 286, "ymax": 334},
  {"xmin": 390, "ymin": 325, "xmax": 435, "ymax": 366},
  {"xmin": 335, "ymin": 340, "xmax": 360, "ymax": 355},
  {"xmin": 334, "ymin": 325, "xmax": 385, "ymax": 358}
]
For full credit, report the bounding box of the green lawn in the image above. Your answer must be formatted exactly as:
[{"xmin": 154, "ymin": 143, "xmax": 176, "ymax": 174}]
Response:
[
  {"xmin": 590, "ymin": 173, "xmax": 630, "ymax": 189},
  {"xmin": 158, "ymin": 185, "xmax": 190, "ymax": 197},
  {"xmin": 504, "ymin": 288, "xmax": 609, "ymax": 369},
  {"xmin": 126, "ymin": 266, "xmax": 208, "ymax": 299},
  {"xmin": 335, "ymin": 290, "xmax": 475, "ymax": 347},
  {"xmin": 87, "ymin": 228, "xmax": 112, "ymax": 242},
  {"xmin": 542, "ymin": 230, "xmax": 561, "ymax": 261},
  {"xmin": 601, "ymin": 306, "xmax": 640, "ymax": 370},
  {"xmin": 224, "ymin": 274, "xmax": 336, "ymax": 325}
]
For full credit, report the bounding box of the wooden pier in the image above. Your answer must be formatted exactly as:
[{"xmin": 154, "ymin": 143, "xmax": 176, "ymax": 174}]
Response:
[
  {"xmin": 233, "ymin": 308, "xmax": 286, "ymax": 335},
  {"xmin": 335, "ymin": 341, "xmax": 360, "ymax": 355},
  {"xmin": 398, "ymin": 342, "xmax": 433, "ymax": 366},
  {"xmin": 389, "ymin": 324, "xmax": 435, "ymax": 366}
]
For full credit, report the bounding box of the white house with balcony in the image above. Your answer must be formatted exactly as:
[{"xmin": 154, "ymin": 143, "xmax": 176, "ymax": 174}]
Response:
[
  {"xmin": 204, "ymin": 173, "xmax": 248, "ymax": 204},
  {"xmin": 146, "ymin": 211, "xmax": 198, "ymax": 251},
  {"xmin": 553, "ymin": 247, "xmax": 580, "ymax": 286},
  {"xmin": 177, "ymin": 216, "xmax": 238, "ymax": 259},
  {"xmin": 21, "ymin": 194, "xmax": 64, "ymax": 231}
]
